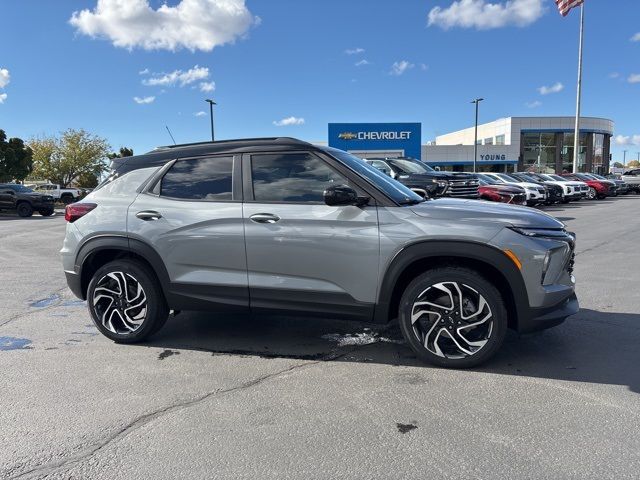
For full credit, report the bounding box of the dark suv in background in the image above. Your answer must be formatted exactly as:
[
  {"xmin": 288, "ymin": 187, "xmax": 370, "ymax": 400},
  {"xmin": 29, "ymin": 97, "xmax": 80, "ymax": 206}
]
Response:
[
  {"xmin": 364, "ymin": 157, "xmax": 479, "ymax": 199},
  {"xmin": 0, "ymin": 183, "xmax": 55, "ymax": 217}
]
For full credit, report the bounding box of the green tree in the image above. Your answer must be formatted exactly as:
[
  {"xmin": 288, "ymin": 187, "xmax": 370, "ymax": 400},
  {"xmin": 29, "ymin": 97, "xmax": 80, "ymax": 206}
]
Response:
[
  {"xmin": 75, "ymin": 172, "xmax": 99, "ymax": 188},
  {"xmin": 30, "ymin": 129, "xmax": 111, "ymax": 187},
  {"xmin": 613, "ymin": 162, "xmax": 625, "ymax": 168},
  {"xmin": 628, "ymin": 160, "xmax": 640, "ymax": 168},
  {"xmin": 108, "ymin": 147, "xmax": 134, "ymax": 159},
  {"xmin": 0, "ymin": 129, "xmax": 33, "ymax": 182}
]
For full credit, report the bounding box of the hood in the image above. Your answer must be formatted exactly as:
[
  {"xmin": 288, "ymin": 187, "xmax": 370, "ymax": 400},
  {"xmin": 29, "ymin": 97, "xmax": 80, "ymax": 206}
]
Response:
[
  {"xmin": 428, "ymin": 171, "xmax": 477, "ymax": 180},
  {"xmin": 410, "ymin": 198, "xmax": 564, "ymax": 229},
  {"xmin": 485, "ymin": 184, "xmax": 524, "ymax": 193}
]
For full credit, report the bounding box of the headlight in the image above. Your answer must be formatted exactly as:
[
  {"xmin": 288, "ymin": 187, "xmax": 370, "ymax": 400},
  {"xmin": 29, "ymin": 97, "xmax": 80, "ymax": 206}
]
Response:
[
  {"xmin": 508, "ymin": 227, "xmax": 573, "ymax": 240},
  {"xmin": 432, "ymin": 179, "xmax": 448, "ymax": 187}
]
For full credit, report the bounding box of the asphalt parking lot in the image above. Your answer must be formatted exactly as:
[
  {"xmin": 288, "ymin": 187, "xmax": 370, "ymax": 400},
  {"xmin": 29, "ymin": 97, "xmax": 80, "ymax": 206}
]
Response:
[{"xmin": 1, "ymin": 197, "xmax": 639, "ymax": 479}]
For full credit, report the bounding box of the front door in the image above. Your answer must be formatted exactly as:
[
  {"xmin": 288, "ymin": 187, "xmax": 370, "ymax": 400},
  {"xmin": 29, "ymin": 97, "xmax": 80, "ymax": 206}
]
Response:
[
  {"xmin": 0, "ymin": 188, "xmax": 15, "ymax": 209},
  {"xmin": 127, "ymin": 155, "xmax": 248, "ymax": 311},
  {"xmin": 242, "ymin": 151, "xmax": 380, "ymax": 321}
]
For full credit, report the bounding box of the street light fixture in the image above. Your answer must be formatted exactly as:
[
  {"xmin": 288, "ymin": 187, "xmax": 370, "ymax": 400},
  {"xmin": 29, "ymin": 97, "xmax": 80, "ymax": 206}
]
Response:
[
  {"xmin": 471, "ymin": 98, "xmax": 484, "ymax": 173},
  {"xmin": 205, "ymin": 99, "xmax": 217, "ymax": 141}
]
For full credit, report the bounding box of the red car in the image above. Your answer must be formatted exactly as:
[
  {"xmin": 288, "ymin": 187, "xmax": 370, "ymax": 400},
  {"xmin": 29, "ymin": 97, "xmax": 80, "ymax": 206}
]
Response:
[
  {"xmin": 477, "ymin": 174, "xmax": 527, "ymax": 205},
  {"xmin": 562, "ymin": 173, "xmax": 615, "ymax": 200}
]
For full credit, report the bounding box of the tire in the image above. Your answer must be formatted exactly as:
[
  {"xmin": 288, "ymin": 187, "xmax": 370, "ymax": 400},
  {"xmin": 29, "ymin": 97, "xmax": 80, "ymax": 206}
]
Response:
[
  {"xmin": 16, "ymin": 202, "xmax": 34, "ymax": 217},
  {"xmin": 562, "ymin": 198, "xmax": 571, "ymax": 204},
  {"xmin": 586, "ymin": 187, "xmax": 597, "ymax": 200},
  {"xmin": 87, "ymin": 259, "xmax": 169, "ymax": 343},
  {"xmin": 398, "ymin": 266, "xmax": 507, "ymax": 368},
  {"xmin": 38, "ymin": 209, "xmax": 54, "ymax": 217},
  {"xmin": 61, "ymin": 194, "xmax": 74, "ymax": 205}
]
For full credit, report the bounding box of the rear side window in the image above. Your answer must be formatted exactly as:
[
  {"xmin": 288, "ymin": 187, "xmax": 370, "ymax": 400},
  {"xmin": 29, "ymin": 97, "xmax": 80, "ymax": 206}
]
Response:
[
  {"xmin": 250, "ymin": 153, "xmax": 348, "ymax": 203},
  {"xmin": 161, "ymin": 156, "xmax": 233, "ymax": 200}
]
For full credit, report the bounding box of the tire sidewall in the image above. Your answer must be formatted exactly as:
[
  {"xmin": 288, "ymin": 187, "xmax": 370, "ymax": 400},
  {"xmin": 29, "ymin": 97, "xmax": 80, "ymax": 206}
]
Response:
[
  {"xmin": 87, "ymin": 259, "xmax": 167, "ymax": 343},
  {"xmin": 398, "ymin": 267, "xmax": 507, "ymax": 368},
  {"xmin": 17, "ymin": 203, "xmax": 33, "ymax": 217}
]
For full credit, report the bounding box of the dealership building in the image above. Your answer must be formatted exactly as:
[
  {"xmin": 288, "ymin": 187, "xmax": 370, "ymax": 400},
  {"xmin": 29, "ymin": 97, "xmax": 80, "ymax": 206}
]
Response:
[{"xmin": 327, "ymin": 116, "xmax": 614, "ymax": 174}]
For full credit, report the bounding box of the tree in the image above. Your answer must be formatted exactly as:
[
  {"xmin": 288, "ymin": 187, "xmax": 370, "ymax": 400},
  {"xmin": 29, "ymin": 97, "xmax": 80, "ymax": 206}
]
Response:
[
  {"xmin": 108, "ymin": 147, "xmax": 134, "ymax": 159},
  {"xmin": 628, "ymin": 160, "xmax": 640, "ymax": 168},
  {"xmin": 75, "ymin": 172, "xmax": 99, "ymax": 188},
  {"xmin": 0, "ymin": 129, "xmax": 33, "ymax": 182},
  {"xmin": 30, "ymin": 129, "xmax": 111, "ymax": 187},
  {"xmin": 613, "ymin": 162, "xmax": 625, "ymax": 168}
]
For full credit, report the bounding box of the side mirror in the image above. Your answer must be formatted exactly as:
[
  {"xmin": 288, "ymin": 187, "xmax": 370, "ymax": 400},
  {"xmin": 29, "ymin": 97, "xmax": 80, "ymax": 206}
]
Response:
[{"xmin": 324, "ymin": 185, "xmax": 368, "ymax": 207}]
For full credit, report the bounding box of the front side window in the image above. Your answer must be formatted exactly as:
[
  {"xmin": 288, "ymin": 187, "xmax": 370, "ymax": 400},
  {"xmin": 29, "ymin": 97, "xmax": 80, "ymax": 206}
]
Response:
[
  {"xmin": 251, "ymin": 153, "xmax": 348, "ymax": 203},
  {"xmin": 160, "ymin": 156, "xmax": 233, "ymax": 200}
]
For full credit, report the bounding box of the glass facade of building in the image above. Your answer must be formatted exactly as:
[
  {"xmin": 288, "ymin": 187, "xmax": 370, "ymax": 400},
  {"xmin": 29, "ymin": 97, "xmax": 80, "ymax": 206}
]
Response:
[{"xmin": 520, "ymin": 131, "xmax": 610, "ymax": 174}]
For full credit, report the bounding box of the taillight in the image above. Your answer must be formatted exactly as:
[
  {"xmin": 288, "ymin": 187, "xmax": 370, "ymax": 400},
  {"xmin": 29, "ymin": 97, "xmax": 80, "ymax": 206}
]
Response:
[{"xmin": 65, "ymin": 203, "xmax": 97, "ymax": 222}]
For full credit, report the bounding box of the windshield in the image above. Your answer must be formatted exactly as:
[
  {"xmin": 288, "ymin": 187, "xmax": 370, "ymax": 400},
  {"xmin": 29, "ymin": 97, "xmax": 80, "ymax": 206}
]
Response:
[
  {"xmin": 548, "ymin": 174, "xmax": 567, "ymax": 181},
  {"xmin": 494, "ymin": 173, "xmax": 518, "ymax": 182},
  {"xmin": 322, "ymin": 147, "xmax": 424, "ymax": 205},
  {"xmin": 387, "ymin": 159, "xmax": 434, "ymax": 174},
  {"xmin": 476, "ymin": 173, "xmax": 499, "ymax": 185},
  {"xmin": 4, "ymin": 184, "xmax": 34, "ymax": 193},
  {"xmin": 589, "ymin": 173, "xmax": 606, "ymax": 180}
]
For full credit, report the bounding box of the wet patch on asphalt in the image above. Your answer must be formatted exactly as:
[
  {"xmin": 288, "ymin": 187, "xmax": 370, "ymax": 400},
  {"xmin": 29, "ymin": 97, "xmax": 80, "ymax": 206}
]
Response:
[
  {"xmin": 29, "ymin": 294, "xmax": 60, "ymax": 308},
  {"xmin": 0, "ymin": 336, "xmax": 32, "ymax": 351},
  {"xmin": 158, "ymin": 349, "xmax": 180, "ymax": 360},
  {"xmin": 396, "ymin": 423, "xmax": 418, "ymax": 434},
  {"xmin": 321, "ymin": 328, "xmax": 404, "ymax": 347},
  {"xmin": 61, "ymin": 300, "xmax": 86, "ymax": 307},
  {"xmin": 210, "ymin": 349, "xmax": 329, "ymax": 361}
]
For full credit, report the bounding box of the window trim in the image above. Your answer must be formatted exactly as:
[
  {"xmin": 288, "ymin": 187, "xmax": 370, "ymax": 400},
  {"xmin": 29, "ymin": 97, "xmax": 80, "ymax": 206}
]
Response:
[
  {"xmin": 242, "ymin": 150, "xmax": 371, "ymax": 205},
  {"xmin": 144, "ymin": 154, "xmax": 241, "ymax": 203}
]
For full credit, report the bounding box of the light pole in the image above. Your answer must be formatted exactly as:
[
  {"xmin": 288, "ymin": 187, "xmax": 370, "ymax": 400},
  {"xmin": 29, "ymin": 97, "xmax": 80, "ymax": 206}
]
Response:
[
  {"xmin": 205, "ymin": 99, "xmax": 217, "ymax": 141},
  {"xmin": 623, "ymin": 150, "xmax": 627, "ymax": 168},
  {"xmin": 471, "ymin": 98, "xmax": 484, "ymax": 173}
]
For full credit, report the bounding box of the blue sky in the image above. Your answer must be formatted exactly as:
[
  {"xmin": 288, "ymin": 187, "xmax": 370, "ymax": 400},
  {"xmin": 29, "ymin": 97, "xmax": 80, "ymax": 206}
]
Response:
[{"xmin": 0, "ymin": 0, "xmax": 639, "ymax": 162}]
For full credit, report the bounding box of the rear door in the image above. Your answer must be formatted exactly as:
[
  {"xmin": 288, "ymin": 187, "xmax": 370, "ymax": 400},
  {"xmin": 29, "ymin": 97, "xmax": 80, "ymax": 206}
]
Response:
[
  {"xmin": 127, "ymin": 154, "xmax": 248, "ymax": 311},
  {"xmin": 0, "ymin": 187, "xmax": 15, "ymax": 209},
  {"xmin": 242, "ymin": 151, "xmax": 380, "ymax": 321}
]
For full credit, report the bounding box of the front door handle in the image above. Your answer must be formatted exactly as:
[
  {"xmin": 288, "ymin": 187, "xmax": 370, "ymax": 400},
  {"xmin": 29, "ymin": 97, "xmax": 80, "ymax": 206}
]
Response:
[
  {"xmin": 249, "ymin": 213, "xmax": 280, "ymax": 224},
  {"xmin": 136, "ymin": 210, "xmax": 162, "ymax": 221}
]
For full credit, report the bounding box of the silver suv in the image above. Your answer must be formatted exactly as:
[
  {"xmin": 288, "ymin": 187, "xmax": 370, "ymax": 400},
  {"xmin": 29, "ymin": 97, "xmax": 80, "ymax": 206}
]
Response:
[{"xmin": 61, "ymin": 138, "xmax": 578, "ymax": 368}]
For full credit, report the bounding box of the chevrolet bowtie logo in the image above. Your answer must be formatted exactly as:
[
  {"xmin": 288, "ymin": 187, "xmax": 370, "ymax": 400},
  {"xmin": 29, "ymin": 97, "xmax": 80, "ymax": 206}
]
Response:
[{"xmin": 338, "ymin": 132, "xmax": 357, "ymax": 140}]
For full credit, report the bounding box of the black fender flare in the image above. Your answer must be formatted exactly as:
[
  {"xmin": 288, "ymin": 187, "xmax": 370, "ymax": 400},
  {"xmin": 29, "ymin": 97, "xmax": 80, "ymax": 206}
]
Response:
[
  {"xmin": 373, "ymin": 240, "xmax": 529, "ymax": 327},
  {"xmin": 75, "ymin": 235, "xmax": 171, "ymax": 299}
]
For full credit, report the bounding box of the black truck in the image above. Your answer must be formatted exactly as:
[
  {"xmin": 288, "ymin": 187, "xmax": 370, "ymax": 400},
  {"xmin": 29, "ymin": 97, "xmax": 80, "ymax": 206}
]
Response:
[
  {"xmin": 364, "ymin": 157, "xmax": 479, "ymax": 198},
  {"xmin": 0, "ymin": 184, "xmax": 55, "ymax": 217}
]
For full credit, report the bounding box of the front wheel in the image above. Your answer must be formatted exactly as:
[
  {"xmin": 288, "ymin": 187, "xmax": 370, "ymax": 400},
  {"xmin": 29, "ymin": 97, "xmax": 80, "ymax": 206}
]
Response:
[
  {"xmin": 398, "ymin": 267, "xmax": 507, "ymax": 368},
  {"xmin": 585, "ymin": 187, "xmax": 597, "ymax": 200},
  {"xmin": 61, "ymin": 195, "xmax": 74, "ymax": 205},
  {"xmin": 87, "ymin": 259, "xmax": 169, "ymax": 343}
]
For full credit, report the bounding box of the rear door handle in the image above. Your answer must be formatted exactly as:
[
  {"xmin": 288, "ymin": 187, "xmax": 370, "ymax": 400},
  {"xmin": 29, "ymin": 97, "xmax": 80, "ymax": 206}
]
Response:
[
  {"xmin": 136, "ymin": 210, "xmax": 162, "ymax": 221},
  {"xmin": 249, "ymin": 213, "xmax": 280, "ymax": 224}
]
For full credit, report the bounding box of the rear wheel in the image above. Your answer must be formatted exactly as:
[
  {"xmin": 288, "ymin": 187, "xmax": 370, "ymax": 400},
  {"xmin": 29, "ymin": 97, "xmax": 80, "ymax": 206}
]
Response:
[
  {"xmin": 61, "ymin": 194, "xmax": 74, "ymax": 205},
  {"xmin": 586, "ymin": 187, "xmax": 597, "ymax": 200},
  {"xmin": 398, "ymin": 267, "xmax": 507, "ymax": 368},
  {"xmin": 38, "ymin": 209, "xmax": 54, "ymax": 217},
  {"xmin": 87, "ymin": 259, "xmax": 169, "ymax": 343},
  {"xmin": 16, "ymin": 202, "xmax": 33, "ymax": 217}
]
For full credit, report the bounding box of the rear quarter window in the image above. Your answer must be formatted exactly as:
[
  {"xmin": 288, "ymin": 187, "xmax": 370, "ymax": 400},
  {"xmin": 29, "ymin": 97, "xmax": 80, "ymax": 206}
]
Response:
[{"xmin": 160, "ymin": 156, "xmax": 234, "ymax": 201}]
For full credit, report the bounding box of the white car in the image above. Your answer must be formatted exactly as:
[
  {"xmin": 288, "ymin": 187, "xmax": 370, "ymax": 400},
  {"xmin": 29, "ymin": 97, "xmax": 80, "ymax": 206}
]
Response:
[
  {"xmin": 482, "ymin": 173, "xmax": 546, "ymax": 206},
  {"xmin": 543, "ymin": 174, "xmax": 589, "ymax": 199}
]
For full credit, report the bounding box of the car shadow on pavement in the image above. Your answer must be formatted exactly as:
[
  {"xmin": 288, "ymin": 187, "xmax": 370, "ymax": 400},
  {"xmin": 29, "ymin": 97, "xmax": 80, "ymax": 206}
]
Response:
[{"xmin": 144, "ymin": 307, "xmax": 640, "ymax": 394}]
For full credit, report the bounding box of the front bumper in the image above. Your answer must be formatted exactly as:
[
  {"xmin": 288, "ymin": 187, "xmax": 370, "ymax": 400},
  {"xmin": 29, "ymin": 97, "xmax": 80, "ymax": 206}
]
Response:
[{"xmin": 517, "ymin": 293, "xmax": 579, "ymax": 333}]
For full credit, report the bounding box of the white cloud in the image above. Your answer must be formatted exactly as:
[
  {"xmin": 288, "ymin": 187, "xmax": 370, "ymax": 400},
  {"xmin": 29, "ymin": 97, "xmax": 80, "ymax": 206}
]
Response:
[
  {"xmin": 345, "ymin": 48, "xmax": 365, "ymax": 55},
  {"xmin": 355, "ymin": 59, "xmax": 370, "ymax": 67},
  {"xmin": 420, "ymin": 63, "xmax": 429, "ymax": 71},
  {"xmin": 0, "ymin": 93, "xmax": 7, "ymax": 104},
  {"xmin": 143, "ymin": 66, "xmax": 209, "ymax": 87},
  {"xmin": 199, "ymin": 81, "xmax": 216, "ymax": 92},
  {"xmin": 390, "ymin": 60, "xmax": 415, "ymax": 76},
  {"xmin": 526, "ymin": 100, "xmax": 542, "ymax": 108},
  {"xmin": 273, "ymin": 116, "xmax": 305, "ymax": 127},
  {"xmin": 194, "ymin": 111, "xmax": 207, "ymax": 117},
  {"xmin": 631, "ymin": 32, "xmax": 640, "ymax": 42},
  {"xmin": 609, "ymin": 72, "xmax": 620, "ymax": 79},
  {"xmin": 538, "ymin": 82, "xmax": 564, "ymax": 95},
  {"xmin": 628, "ymin": 73, "xmax": 640, "ymax": 84},
  {"xmin": 0, "ymin": 68, "xmax": 9, "ymax": 88},
  {"xmin": 70, "ymin": 0, "xmax": 258, "ymax": 52},
  {"xmin": 614, "ymin": 134, "xmax": 640, "ymax": 146},
  {"xmin": 138, "ymin": 68, "xmax": 149, "ymax": 75},
  {"xmin": 428, "ymin": 0, "xmax": 545, "ymax": 30},
  {"xmin": 133, "ymin": 96, "xmax": 155, "ymax": 104}
]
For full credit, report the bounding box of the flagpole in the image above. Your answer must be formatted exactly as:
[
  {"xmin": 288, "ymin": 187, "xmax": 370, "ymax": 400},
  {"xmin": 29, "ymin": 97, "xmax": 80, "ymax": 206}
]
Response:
[{"xmin": 572, "ymin": 3, "xmax": 584, "ymax": 173}]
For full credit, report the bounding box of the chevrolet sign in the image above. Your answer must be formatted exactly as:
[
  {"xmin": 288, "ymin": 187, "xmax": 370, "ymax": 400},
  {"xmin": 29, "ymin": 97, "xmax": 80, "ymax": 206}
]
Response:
[{"xmin": 339, "ymin": 131, "xmax": 412, "ymax": 141}]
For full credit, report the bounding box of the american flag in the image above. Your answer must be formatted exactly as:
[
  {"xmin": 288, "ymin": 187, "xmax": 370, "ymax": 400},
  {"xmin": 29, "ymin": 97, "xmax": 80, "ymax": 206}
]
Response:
[{"xmin": 555, "ymin": 0, "xmax": 584, "ymax": 16}]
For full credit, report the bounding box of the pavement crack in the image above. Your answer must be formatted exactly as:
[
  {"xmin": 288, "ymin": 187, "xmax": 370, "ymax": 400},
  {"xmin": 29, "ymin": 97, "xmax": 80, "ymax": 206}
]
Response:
[{"xmin": 8, "ymin": 349, "xmax": 350, "ymax": 479}]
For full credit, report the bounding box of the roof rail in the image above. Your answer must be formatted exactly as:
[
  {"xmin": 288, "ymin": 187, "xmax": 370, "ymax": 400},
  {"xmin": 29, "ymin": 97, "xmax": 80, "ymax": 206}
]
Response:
[{"xmin": 153, "ymin": 137, "xmax": 311, "ymax": 151}]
